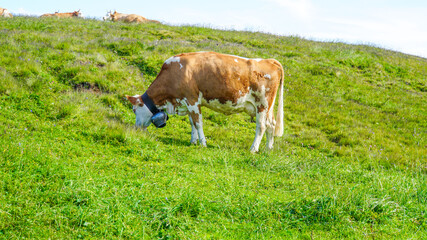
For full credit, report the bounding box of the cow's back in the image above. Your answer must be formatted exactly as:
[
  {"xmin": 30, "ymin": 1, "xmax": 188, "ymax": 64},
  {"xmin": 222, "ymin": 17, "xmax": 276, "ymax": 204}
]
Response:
[
  {"xmin": 126, "ymin": 14, "xmax": 148, "ymax": 22},
  {"xmin": 56, "ymin": 13, "xmax": 74, "ymax": 18}
]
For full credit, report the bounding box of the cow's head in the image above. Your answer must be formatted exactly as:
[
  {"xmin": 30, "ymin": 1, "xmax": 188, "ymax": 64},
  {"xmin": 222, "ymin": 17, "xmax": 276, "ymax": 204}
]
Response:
[
  {"xmin": 111, "ymin": 12, "xmax": 117, "ymax": 21},
  {"xmin": 73, "ymin": 9, "xmax": 82, "ymax": 18},
  {"xmin": 103, "ymin": 11, "xmax": 113, "ymax": 21},
  {"xmin": 126, "ymin": 95, "xmax": 153, "ymax": 130}
]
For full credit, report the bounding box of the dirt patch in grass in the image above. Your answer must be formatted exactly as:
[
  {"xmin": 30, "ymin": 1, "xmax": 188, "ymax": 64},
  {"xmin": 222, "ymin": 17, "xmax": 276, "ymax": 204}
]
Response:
[{"xmin": 72, "ymin": 82, "xmax": 101, "ymax": 93}]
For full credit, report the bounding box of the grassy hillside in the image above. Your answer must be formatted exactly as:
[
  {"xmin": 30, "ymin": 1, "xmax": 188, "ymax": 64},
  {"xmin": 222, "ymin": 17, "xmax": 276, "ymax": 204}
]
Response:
[{"xmin": 0, "ymin": 16, "xmax": 426, "ymax": 239}]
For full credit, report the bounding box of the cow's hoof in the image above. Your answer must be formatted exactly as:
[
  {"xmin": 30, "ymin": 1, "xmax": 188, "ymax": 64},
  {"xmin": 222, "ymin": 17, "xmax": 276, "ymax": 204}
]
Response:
[{"xmin": 250, "ymin": 148, "xmax": 259, "ymax": 154}]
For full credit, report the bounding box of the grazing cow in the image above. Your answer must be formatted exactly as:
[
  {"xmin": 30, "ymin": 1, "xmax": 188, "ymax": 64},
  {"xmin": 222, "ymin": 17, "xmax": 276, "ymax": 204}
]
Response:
[
  {"xmin": 40, "ymin": 10, "xmax": 82, "ymax": 18},
  {"xmin": 105, "ymin": 11, "xmax": 160, "ymax": 23},
  {"xmin": 126, "ymin": 52, "xmax": 284, "ymax": 152},
  {"xmin": 0, "ymin": 7, "xmax": 13, "ymax": 18}
]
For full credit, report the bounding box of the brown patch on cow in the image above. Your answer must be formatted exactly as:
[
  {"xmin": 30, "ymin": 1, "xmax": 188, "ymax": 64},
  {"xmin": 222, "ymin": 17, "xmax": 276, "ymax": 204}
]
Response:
[
  {"xmin": 251, "ymin": 92, "xmax": 260, "ymax": 102},
  {"xmin": 188, "ymin": 111, "xmax": 200, "ymax": 124},
  {"xmin": 257, "ymin": 105, "xmax": 266, "ymax": 113}
]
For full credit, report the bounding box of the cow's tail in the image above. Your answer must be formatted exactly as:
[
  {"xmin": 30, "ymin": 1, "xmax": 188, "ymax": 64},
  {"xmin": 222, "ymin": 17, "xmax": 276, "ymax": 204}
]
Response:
[{"xmin": 274, "ymin": 64, "xmax": 284, "ymax": 137}]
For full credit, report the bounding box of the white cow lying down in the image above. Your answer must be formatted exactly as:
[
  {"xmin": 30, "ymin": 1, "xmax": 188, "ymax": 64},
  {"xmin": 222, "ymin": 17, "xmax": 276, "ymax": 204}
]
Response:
[{"xmin": 126, "ymin": 51, "xmax": 284, "ymax": 152}]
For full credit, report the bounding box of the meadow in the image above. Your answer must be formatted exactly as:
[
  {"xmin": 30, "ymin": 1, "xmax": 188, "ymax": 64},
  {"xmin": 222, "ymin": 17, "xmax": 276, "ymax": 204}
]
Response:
[{"xmin": 0, "ymin": 16, "xmax": 426, "ymax": 239}]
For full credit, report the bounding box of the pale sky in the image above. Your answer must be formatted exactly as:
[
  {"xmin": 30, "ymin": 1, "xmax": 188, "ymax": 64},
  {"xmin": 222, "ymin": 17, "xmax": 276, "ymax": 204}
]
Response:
[{"xmin": 4, "ymin": 0, "xmax": 427, "ymax": 58}]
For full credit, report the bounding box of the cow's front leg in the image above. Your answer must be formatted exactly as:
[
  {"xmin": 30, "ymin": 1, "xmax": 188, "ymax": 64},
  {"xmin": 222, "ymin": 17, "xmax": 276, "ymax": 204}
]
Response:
[
  {"xmin": 189, "ymin": 111, "xmax": 207, "ymax": 147},
  {"xmin": 250, "ymin": 110, "xmax": 267, "ymax": 153},
  {"xmin": 188, "ymin": 115, "xmax": 199, "ymax": 145}
]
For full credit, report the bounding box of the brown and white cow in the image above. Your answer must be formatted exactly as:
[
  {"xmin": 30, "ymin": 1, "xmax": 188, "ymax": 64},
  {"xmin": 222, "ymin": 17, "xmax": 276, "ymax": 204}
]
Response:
[
  {"xmin": 126, "ymin": 52, "xmax": 284, "ymax": 152},
  {"xmin": 105, "ymin": 11, "xmax": 160, "ymax": 23},
  {"xmin": 40, "ymin": 10, "xmax": 82, "ymax": 18},
  {"xmin": 0, "ymin": 8, "xmax": 13, "ymax": 18}
]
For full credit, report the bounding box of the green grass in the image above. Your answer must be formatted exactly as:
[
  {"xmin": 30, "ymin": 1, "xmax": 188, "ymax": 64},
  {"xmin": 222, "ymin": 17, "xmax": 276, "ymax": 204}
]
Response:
[{"xmin": 0, "ymin": 16, "xmax": 426, "ymax": 239}]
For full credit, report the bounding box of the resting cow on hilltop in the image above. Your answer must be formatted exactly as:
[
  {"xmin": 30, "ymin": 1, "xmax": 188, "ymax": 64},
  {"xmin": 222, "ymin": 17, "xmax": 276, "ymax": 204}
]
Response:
[
  {"xmin": 40, "ymin": 10, "xmax": 82, "ymax": 18},
  {"xmin": 0, "ymin": 7, "xmax": 13, "ymax": 18},
  {"xmin": 104, "ymin": 11, "xmax": 160, "ymax": 23},
  {"xmin": 126, "ymin": 52, "xmax": 284, "ymax": 153}
]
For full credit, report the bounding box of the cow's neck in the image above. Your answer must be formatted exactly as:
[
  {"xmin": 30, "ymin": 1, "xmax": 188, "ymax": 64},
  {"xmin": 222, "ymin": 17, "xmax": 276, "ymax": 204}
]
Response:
[{"xmin": 145, "ymin": 84, "xmax": 173, "ymax": 109}]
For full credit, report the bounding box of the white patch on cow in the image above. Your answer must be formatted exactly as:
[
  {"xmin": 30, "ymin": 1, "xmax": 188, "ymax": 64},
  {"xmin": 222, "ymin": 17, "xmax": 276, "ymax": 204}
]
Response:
[
  {"xmin": 164, "ymin": 101, "xmax": 175, "ymax": 115},
  {"xmin": 254, "ymin": 58, "xmax": 262, "ymax": 62},
  {"xmin": 194, "ymin": 114, "xmax": 206, "ymax": 146},
  {"xmin": 234, "ymin": 59, "xmax": 238, "ymax": 63},
  {"xmin": 133, "ymin": 104, "xmax": 153, "ymax": 129},
  {"xmin": 132, "ymin": 95, "xmax": 141, "ymax": 104},
  {"xmin": 256, "ymin": 85, "xmax": 269, "ymax": 110},
  {"xmin": 264, "ymin": 74, "xmax": 271, "ymax": 79},
  {"xmin": 187, "ymin": 103, "xmax": 200, "ymax": 114},
  {"xmin": 186, "ymin": 92, "xmax": 202, "ymax": 114},
  {"xmin": 103, "ymin": 10, "xmax": 113, "ymax": 21},
  {"xmin": 251, "ymin": 109, "xmax": 267, "ymax": 153},
  {"xmin": 249, "ymin": 86, "xmax": 275, "ymax": 152},
  {"xmin": 179, "ymin": 63, "xmax": 183, "ymax": 69},
  {"xmin": 201, "ymin": 89, "xmax": 264, "ymax": 116},
  {"xmin": 165, "ymin": 56, "xmax": 180, "ymax": 65},
  {"xmin": 183, "ymin": 92, "xmax": 206, "ymax": 146},
  {"xmin": 188, "ymin": 116, "xmax": 199, "ymax": 144},
  {"xmin": 175, "ymin": 98, "xmax": 189, "ymax": 116}
]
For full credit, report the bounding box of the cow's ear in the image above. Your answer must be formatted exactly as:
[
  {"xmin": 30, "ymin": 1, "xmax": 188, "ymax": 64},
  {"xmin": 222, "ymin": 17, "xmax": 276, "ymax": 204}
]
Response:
[{"xmin": 126, "ymin": 95, "xmax": 141, "ymax": 105}]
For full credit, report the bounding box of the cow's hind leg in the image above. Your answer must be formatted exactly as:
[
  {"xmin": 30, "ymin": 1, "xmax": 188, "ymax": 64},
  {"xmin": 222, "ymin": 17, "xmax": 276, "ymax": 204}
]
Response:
[
  {"xmin": 188, "ymin": 115, "xmax": 199, "ymax": 145},
  {"xmin": 265, "ymin": 108, "xmax": 276, "ymax": 150},
  {"xmin": 250, "ymin": 110, "xmax": 267, "ymax": 153}
]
